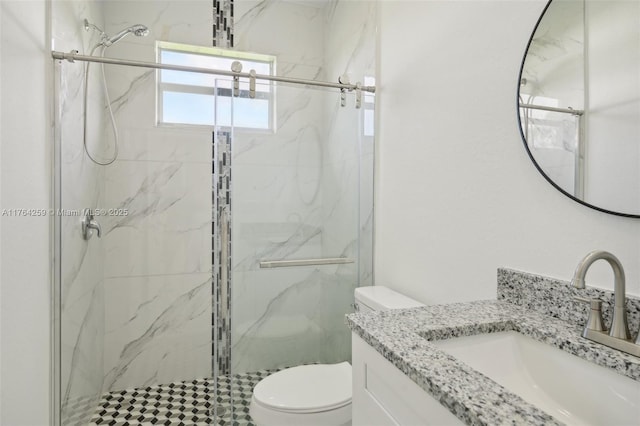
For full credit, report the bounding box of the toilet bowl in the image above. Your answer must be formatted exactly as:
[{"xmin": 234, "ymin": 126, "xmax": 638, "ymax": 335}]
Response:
[
  {"xmin": 249, "ymin": 286, "xmax": 424, "ymax": 426},
  {"xmin": 250, "ymin": 362, "xmax": 352, "ymax": 426}
]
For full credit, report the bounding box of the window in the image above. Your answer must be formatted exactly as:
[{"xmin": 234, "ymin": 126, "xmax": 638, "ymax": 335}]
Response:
[{"xmin": 157, "ymin": 41, "xmax": 276, "ymax": 130}]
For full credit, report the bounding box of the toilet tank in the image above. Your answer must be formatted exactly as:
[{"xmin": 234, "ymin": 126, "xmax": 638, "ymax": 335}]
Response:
[{"xmin": 354, "ymin": 286, "xmax": 424, "ymax": 313}]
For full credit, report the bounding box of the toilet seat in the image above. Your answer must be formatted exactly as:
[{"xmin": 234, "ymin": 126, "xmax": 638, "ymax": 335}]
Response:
[{"xmin": 252, "ymin": 362, "xmax": 352, "ymax": 413}]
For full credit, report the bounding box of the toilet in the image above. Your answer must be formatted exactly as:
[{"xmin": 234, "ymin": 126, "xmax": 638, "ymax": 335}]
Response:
[{"xmin": 249, "ymin": 286, "xmax": 424, "ymax": 426}]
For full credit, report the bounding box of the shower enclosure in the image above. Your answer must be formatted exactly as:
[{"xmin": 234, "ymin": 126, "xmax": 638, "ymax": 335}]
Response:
[{"xmin": 51, "ymin": 1, "xmax": 376, "ymax": 425}]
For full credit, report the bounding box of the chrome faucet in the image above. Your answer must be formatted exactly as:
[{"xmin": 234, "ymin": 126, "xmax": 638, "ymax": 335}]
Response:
[
  {"xmin": 82, "ymin": 210, "xmax": 102, "ymax": 240},
  {"xmin": 572, "ymin": 250, "xmax": 639, "ymax": 357}
]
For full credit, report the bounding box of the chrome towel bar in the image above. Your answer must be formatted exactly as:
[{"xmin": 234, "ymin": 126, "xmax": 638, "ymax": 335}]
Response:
[{"xmin": 259, "ymin": 257, "xmax": 355, "ymax": 269}]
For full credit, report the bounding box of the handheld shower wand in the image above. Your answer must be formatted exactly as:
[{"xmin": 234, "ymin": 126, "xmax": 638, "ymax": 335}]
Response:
[
  {"xmin": 83, "ymin": 19, "xmax": 149, "ymax": 47},
  {"xmin": 82, "ymin": 19, "xmax": 149, "ymax": 165},
  {"xmin": 103, "ymin": 24, "xmax": 150, "ymax": 46}
]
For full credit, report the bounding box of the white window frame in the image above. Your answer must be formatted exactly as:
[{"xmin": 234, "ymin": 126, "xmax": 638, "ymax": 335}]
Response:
[{"xmin": 156, "ymin": 41, "xmax": 276, "ymax": 131}]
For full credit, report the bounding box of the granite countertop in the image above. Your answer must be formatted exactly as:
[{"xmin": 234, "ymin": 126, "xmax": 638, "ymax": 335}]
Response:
[{"xmin": 346, "ymin": 299, "xmax": 640, "ymax": 426}]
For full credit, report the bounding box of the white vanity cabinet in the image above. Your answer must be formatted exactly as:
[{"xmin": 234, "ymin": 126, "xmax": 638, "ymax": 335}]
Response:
[{"xmin": 351, "ymin": 334, "xmax": 463, "ymax": 426}]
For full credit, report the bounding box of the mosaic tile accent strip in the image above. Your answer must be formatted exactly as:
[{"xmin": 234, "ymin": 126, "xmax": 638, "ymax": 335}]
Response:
[
  {"xmin": 498, "ymin": 267, "xmax": 640, "ymax": 334},
  {"xmin": 88, "ymin": 370, "xmax": 274, "ymax": 426},
  {"xmin": 213, "ymin": 131, "xmax": 233, "ymax": 377},
  {"xmin": 213, "ymin": 0, "xmax": 234, "ymax": 48}
]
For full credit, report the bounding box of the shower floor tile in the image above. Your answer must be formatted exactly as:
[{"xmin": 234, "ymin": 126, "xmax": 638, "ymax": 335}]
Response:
[{"xmin": 88, "ymin": 370, "xmax": 275, "ymax": 426}]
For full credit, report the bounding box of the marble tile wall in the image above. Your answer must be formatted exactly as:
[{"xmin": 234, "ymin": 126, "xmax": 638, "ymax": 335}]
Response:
[
  {"xmin": 234, "ymin": 0, "xmax": 324, "ymax": 80},
  {"xmin": 102, "ymin": 274, "xmax": 213, "ymax": 390},
  {"xmin": 99, "ymin": 0, "xmax": 214, "ymax": 392},
  {"xmin": 52, "ymin": 1, "xmax": 107, "ymax": 424},
  {"xmin": 229, "ymin": 0, "xmax": 376, "ymax": 373},
  {"xmin": 231, "ymin": 1, "xmax": 327, "ymax": 373}
]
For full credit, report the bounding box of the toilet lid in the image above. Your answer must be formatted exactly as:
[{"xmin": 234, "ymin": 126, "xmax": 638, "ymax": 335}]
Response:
[{"xmin": 252, "ymin": 362, "xmax": 352, "ymax": 413}]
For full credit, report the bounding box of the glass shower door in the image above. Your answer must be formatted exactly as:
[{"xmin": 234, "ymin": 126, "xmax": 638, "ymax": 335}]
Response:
[
  {"xmin": 219, "ymin": 81, "xmax": 368, "ymax": 423},
  {"xmin": 55, "ymin": 57, "xmax": 216, "ymax": 426}
]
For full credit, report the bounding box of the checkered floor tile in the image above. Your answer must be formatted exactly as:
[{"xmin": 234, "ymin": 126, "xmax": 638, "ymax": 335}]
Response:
[{"xmin": 88, "ymin": 370, "xmax": 276, "ymax": 426}]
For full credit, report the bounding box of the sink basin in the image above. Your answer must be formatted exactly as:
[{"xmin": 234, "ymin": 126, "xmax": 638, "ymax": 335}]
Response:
[{"xmin": 432, "ymin": 331, "xmax": 640, "ymax": 425}]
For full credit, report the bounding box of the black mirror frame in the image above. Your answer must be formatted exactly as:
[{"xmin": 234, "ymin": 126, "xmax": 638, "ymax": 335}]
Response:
[{"xmin": 517, "ymin": 0, "xmax": 640, "ymax": 219}]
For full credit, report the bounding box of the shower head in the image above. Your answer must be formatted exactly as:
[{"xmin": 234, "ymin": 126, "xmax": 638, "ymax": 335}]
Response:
[
  {"xmin": 84, "ymin": 19, "xmax": 150, "ymax": 48},
  {"xmin": 103, "ymin": 24, "xmax": 150, "ymax": 47}
]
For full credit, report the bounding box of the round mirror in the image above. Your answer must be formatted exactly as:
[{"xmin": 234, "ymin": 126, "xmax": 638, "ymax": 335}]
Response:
[{"xmin": 518, "ymin": 0, "xmax": 640, "ymax": 218}]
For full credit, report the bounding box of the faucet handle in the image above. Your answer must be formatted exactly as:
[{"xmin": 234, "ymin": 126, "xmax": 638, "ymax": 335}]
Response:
[
  {"xmin": 574, "ymin": 296, "xmax": 602, "ymax": 309},
  {"xmin": 574, "ymin": 296, "xmax": 607, "ymax": 334},
  {"xmin": 82, "ymin": 210, "xmax": 102, "ymax": 240}
]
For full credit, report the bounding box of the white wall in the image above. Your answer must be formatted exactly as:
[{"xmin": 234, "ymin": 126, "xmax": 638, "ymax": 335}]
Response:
[
  {"xmin": 586, "ymin": 0, "xmax": 640, "ymax": 214},
  {"xmin": 376, "ymin": 0, "xmax": 640, "ymax": 305},
  {"xmin": 0, "ymin": 1, "xmax": 51, "ymax": 425}
]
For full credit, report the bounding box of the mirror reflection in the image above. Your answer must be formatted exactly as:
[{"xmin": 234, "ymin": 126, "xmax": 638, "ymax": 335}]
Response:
[{"xmin": 519, "ymin": 0, "xmax": 640, "ymax": 217}]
